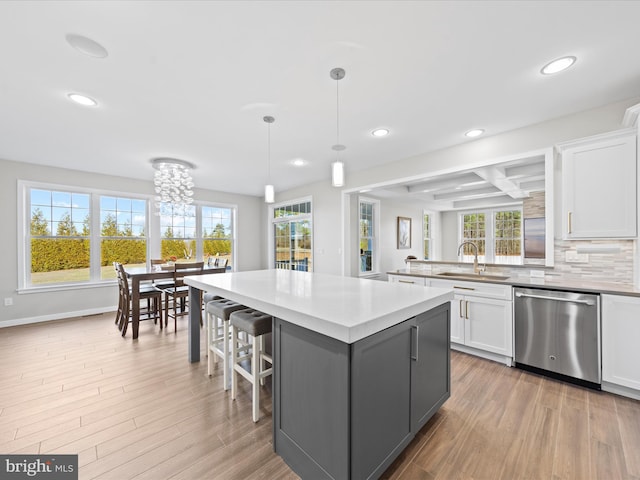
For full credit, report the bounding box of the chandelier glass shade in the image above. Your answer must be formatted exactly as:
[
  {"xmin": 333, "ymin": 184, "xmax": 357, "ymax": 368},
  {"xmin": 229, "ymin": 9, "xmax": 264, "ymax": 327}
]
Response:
[{"xmin": 152, "ymin": 158, "xmax": 195, "ymax": 215}]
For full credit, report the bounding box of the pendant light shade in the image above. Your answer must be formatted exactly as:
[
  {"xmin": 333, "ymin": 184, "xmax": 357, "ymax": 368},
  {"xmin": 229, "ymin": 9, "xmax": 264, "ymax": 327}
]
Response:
[
  {"xmin": 264, "ymin": 184, "xmax": 275, "ymax": 204},
  {"xmin": 264, "ymin": 115, "xmax": 275, "ymax": 204},
  {"xmin": 330, "ymin": 67, "xmax": 346, "ymax": 187},
  {"xmin": 331, "ymin": 160, "xmax": 345, "ymax": 188}
]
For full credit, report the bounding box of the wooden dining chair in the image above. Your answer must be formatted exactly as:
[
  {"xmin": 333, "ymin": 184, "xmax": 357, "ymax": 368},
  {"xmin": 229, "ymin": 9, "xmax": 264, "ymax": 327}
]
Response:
[
  {"xmin": 160, "ymin": 261, "xmax": 204, "ymax": 332},
  {"xmin": 115, "ymin": 262, "xmax": 164, "ymax": 336},
  {"xmin": 215, "ymin": 258, "xmax": 228, "ymax": 268}
]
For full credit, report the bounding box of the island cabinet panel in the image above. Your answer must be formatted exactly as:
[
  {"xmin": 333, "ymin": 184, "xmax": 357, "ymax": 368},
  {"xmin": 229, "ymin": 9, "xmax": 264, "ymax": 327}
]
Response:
[
  {"xmin": 273, "ymin": 302, "xmax": 450, "ymax": 480},
  {"xmin": 273, "ymin": 320, "xmax": 350, "ymax": 479},
  {"xmin": 412, "ymin": 306, "xmax": 451, "ymax": 430},
  {"xmin": 351, "ymin": 320, "xmax": 414, "ymax": 480}
]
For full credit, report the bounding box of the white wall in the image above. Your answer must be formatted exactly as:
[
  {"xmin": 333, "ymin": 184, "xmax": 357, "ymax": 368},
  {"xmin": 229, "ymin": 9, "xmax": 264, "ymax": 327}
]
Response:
[
  {"xmin": 0, "ymin": 158, "xmax": 264, "ymax": 326},
  {"xmin": 440, "ymin": 211, "xmax": 459, "ymax": 261},
  {"xmin": 264, "ymin": 179, "xmax": 344, "ymax": 275},
  {"xmin": 277, "ymin": 97, "xmax": 639, "ymax": 277},
  {"xmin": 375, "ymin": 198, "xmax": 424, "ymax": 280}
]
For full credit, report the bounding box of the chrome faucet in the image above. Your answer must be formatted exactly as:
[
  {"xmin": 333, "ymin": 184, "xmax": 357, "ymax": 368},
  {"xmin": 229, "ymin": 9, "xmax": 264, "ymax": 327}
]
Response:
[{"xmin": 457, "ymin": 241, "xmax": 483, "ymax": 274}]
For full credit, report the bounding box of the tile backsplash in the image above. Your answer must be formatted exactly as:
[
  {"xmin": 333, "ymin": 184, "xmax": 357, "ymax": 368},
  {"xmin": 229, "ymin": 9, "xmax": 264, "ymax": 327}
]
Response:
[{"xmin": 552, "ymin": 239, "xmax": 634, "ymax": 284}]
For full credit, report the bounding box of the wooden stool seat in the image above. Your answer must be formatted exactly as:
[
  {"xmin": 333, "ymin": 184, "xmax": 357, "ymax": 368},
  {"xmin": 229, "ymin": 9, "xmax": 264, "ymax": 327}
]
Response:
[
  {"xmin": 206, "ymin": 299, "xmax": 248, "ymax": 389},
  {"xmin": 229, "ymin": 309, "xmax": 273, "ymax": 422}
]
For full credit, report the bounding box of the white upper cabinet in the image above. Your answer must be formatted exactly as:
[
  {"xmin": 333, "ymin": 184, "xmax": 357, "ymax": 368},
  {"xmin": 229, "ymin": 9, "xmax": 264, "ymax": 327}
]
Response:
[{"xmin": 558, "ymin": 129, "xmax": 637, "ymax": 239}]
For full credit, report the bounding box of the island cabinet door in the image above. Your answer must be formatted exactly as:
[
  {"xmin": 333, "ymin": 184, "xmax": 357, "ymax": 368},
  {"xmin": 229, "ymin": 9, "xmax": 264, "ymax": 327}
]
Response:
[
  {"xmin": 411, "ymin": 302, "xmax": 451, "ymax": 431},
  {"xmin": 273, "ymin": 320, "xmax": 350, "ymax": 480},
  {"xmin": 351, "ymin": 320, "xmax": 414, "ymax": 480}
]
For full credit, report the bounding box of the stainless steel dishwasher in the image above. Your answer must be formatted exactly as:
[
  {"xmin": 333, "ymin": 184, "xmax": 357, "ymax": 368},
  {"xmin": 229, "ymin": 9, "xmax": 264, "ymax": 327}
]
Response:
[{"xmin": 514, "ymin": 287, "xmax": 601, "ymax": 389}]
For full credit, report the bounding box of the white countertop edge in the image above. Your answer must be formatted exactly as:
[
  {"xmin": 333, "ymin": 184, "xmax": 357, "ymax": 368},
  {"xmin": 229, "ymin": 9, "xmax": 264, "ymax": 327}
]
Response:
[{"xmin": 185, "ymin": 275, "xmax": 453, "ymax": 343}]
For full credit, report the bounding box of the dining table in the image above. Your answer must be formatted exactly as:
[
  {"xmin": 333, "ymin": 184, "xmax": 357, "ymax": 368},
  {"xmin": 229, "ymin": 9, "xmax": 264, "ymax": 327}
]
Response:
[{"xmin": 123, "ymin": 264, "xmax": 226, "ymax": 339}]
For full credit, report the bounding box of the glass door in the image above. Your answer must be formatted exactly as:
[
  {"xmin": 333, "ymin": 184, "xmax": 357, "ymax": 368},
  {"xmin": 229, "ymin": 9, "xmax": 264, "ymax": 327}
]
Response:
[{"xmin": 274, "ymin": 219, "xmax": 312, "ymax": 271}]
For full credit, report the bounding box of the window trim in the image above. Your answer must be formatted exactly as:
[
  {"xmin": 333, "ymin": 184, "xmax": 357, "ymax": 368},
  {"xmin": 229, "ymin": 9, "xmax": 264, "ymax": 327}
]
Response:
[
  {"xmin": 18, "ymin": 180, "xmax": 152, "ymax": 292},
  {"xmin": 423, "ymin": 211, "xmax": 431, "ymax": 260},
  {"xmin": 18, "ymin": 180, "xmax": 238, "ymax": 293},
  {"xmin": 268, "ymin": 196, "xmax": 313, "ymax": 271},
  {"xmin": 358, "ymin": 197, "xmax": 380, "ymax": 277},
  {"xmin": 457, "ymin": 206, "xmax": 523, "ymax": 265}
]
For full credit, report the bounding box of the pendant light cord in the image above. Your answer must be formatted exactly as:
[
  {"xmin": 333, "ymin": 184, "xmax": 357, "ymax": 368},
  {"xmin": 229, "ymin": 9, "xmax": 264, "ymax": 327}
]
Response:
[
  {"xmin": 336, "ymin": 76, "xmax": 340, "ymax": 161},
  {"xmin": 267, "ymin": 121, "xmax": 271, "ymax": 182}
]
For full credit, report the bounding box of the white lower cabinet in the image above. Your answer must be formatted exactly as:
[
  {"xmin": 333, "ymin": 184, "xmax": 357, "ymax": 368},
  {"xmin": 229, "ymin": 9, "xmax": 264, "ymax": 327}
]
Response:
[
  {"xmin": 429, "ymin": 279, "xmax": 513, "ymax": 365},
  {"xmin": 602, "ymin": 294, "xmax": 640, "ymax": 397}
]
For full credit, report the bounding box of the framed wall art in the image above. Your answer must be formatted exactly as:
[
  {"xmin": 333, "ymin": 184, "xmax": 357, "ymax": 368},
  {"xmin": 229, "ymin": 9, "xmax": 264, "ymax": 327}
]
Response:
[{"xmin": 397, "ymin": 216, "xmax": 411, "ymax": 249}]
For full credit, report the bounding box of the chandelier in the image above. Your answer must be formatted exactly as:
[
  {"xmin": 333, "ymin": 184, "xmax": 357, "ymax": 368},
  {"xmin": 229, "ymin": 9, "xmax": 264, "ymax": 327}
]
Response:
[{"xmin": 152, "ymin": 158, "xmax": 195, "ymax": 215}]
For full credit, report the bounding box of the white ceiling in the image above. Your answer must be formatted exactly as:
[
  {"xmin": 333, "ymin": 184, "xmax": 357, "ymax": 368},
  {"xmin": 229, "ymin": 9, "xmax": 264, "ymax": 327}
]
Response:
[
  {"xmin": 372, "ymin": 154, "xmax": 546, "ymax": 211},
  {"xmin": 1, "ymin": 1, "xmax": 640, "ymax": 197}
]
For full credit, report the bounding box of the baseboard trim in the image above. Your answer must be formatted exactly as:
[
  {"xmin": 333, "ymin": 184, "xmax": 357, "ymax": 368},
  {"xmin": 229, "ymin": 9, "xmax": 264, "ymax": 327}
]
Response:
[
  {"xmin": 0, "ymin": 306, "xmax": 116, "ymax": 328},
  {"xmin": 602, "ymin": 381, "xmax": 640, "ymax": 401},
  {"xmin": 451, "ymin": 343, "xmax": 513, "ymax": 367}
]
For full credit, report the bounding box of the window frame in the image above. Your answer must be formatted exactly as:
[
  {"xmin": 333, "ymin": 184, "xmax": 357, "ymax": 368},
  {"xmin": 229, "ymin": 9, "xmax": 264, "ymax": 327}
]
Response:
[
  {"xmin": 358, "ymin": 197, "xmax": 380, "ymax": 277},
  {"xmin": 268, "ymin": 196, "xmax": 313, "ymax": 272},
  {"xmin": 457, "ymin": 206, "xmax": 523, "ymax": 265},
  {"xmin": 423, "ymin": 211, "xmax": 431, "ymax": 260},
  {"xmin": 18, "ymin": 180, "xmax": 237, "ymax": 293}
]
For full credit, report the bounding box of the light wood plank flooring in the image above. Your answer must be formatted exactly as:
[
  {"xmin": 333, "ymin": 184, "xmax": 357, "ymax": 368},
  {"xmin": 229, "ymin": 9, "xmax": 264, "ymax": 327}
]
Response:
[{"xmin": 1, "ymin": 312, "xmax": 639, "ymax": 479}]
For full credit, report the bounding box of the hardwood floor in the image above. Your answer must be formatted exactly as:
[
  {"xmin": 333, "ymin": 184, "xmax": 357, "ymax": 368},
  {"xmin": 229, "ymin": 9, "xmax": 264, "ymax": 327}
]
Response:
[{"xmin": 1, "ymin": 312, "xmax": 639, "ymax": 479}]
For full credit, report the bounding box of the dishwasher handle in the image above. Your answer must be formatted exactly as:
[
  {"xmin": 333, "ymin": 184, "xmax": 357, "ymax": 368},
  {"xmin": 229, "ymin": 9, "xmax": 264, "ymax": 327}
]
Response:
[{"xmin": 515, "ymin": 291, "xmax": 596, "ymax": 306}]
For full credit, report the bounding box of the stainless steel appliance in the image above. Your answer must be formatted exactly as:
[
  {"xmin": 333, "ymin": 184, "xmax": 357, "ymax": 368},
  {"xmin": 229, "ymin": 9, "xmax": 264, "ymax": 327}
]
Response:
[{"xmin": 514, "ymin": 287, "xmax": 601, "ymax": 389}]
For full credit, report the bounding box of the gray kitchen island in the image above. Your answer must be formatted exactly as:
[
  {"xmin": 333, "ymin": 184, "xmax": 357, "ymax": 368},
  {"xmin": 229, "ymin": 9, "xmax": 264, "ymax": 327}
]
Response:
[{"xmin": 185, "ymin": 269, "xmax": 452, "ymax": 480}]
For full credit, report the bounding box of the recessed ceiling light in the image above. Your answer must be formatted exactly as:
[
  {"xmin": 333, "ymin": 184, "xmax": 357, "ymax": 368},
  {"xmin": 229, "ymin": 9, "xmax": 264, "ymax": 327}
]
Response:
[
  {"xmin": 465, "ymin": 129, "xmax": 484, "ymax": 138},
  {"xmin": 371, "ymin": 128, "xmax": 389, "ymax": 137},
  {"xmin": 65, "ymin": 34, "xmax": 108, "ymax": 58},
  {"xmin": 68, "ymin": 93, "xmax": 98, "ymax": 106},
  {"xmin": 291, "ymin": 158, "xmax": 306, "ymax": 167},
  {"xmin": 541, "ymin": 56, "xmax": 576, "ymax": 75}
]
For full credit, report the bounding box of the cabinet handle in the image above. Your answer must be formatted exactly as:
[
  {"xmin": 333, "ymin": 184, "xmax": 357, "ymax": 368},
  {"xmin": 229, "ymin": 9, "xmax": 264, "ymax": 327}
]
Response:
[
  {"xmin": 411, "ymin": 325, "xmax": 419, "ymax": 361},
  {"xmin": 465, "ymin": 300, "xmax": 470, "ymax": 319},
  {"xmin": 459, "ymin": 299, "xmax": 464, "ymax": 318},
  {"xmin": 398, "ymin": 280, "xmax": 414, "ymax": 284},
  {"xmin": 567, "ymin": 211, "xmax": 572, "ymax": 234},
  {"xmin": 454, "ymin": 285, "xmax": 475, "ymax": 291}
]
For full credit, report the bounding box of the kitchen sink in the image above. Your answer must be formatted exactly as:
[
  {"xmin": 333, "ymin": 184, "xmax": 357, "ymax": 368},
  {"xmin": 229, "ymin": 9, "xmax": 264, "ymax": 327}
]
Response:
[{"xmin": 435, "ymin": 272, "xmax": 510, "ymax": 281}]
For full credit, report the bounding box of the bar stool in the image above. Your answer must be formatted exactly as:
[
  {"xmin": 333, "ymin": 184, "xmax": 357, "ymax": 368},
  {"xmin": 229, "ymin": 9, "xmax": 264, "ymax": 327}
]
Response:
[
  {"xmin": 205, "ymin": 298, "xmax": 248, "ymax": 390},
  {"xmin": 229, "ymin": 309, "xmax": 273, "ymax": 422},
  {"xmin": 203, "ymin": 292, "xmax": 223, "ymax": 305}
]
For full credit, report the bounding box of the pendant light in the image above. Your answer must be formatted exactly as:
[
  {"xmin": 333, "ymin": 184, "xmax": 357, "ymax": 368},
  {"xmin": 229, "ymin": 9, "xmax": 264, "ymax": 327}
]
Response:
[
  {"xmin": 330, "ymin": 67, "xmax": 346, "ymax": 187},
  {"xmin": 264, "ymin": 115, "xmax": 275, "ymax": 204}
]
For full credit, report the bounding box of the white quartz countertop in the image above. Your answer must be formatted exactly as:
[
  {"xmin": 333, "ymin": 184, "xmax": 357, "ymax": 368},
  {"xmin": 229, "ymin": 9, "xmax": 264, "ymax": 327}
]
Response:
[{"xmin": 185, "ymin": 269, "xmax": 453, "ymax": 343}]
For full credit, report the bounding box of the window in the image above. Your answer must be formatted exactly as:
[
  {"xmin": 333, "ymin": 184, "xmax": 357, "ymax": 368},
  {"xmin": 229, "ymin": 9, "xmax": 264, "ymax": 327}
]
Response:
[
  {"xmin": 494, "ymin": 210, "xmax": 522, "ymax": 264},
  {"xmin": 359, "ymin": 201, "xmax": 374, "ymax": 273},
  {"xmin": 20, "ymin": 181, "xmax": 238, "ymax": 290},
  {"xmin": 423, "ymin": 212, "xmax": 431, "ymax": 260},
  {"xmin": 29, "ymin": 188, "xmax": 91, "ymax": 285},
  {"xmin": 160, "ymin": 204, "xmax": 196, "ymax": 263},
  {"xmin": 100, "ymin": 196, "xmax": 147, "ymax": 280},
  {"xmin": 272, "ymin": 199, "xmax": 312, "ymax": 271},
  {"xmin": 459, "ymin": 208, "xmax": 522, "ymax": 265},
  {"xmin": 202, "ymin": 206, "xmax": 234, "ymax": 269},
  {"xmin": 460, "ymin": 212, "xmax": 487, "ymax": 263}
]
